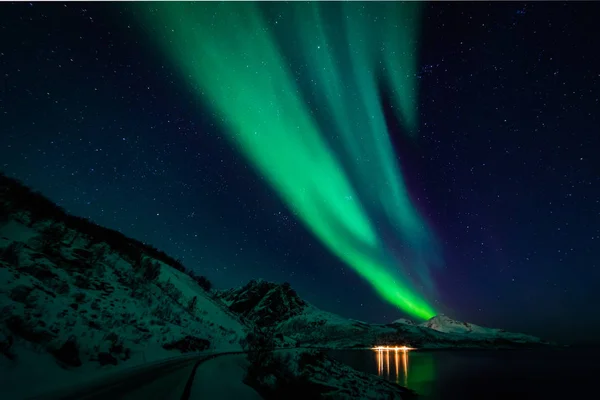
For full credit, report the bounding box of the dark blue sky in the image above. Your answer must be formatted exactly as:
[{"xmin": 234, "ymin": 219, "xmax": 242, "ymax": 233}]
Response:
[{"xmin": 1, "ymin": 2, "xmax": 598, "ymax": 343}]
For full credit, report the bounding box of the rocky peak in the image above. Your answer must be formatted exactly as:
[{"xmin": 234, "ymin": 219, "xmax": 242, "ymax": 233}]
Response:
[{"xmin": 217, "ymin": 280, "xmax": 307, "ymax": 327}]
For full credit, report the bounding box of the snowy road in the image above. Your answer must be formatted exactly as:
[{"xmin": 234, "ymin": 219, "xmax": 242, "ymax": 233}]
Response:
[
  {"xmin": 188, "ymin": 354, "xmax": 262, "ymax": 400},
  {"xmin": 28, "ymin": 351, "xmax": 257, "ymax": 400}
]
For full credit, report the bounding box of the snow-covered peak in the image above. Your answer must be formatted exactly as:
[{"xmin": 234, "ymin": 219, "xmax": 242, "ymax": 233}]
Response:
[
  {"xmin": 392, "ymin": 318, "xmax": 414, "ymax": 326},
  {"xmin": 420, "ymin": 314, "xmax": 495, "ymax": 335}
]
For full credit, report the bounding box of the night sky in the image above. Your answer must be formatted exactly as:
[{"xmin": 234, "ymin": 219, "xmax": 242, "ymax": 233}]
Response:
[{"xmin": 1, "ymin": 2, "xmax": 599, "ymax": 343}]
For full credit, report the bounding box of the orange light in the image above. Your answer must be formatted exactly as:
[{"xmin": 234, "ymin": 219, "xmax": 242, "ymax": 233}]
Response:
[
  {"xmin": 374, "ymin": 345, "xmax": 412, "ymax": 382},
  {"xmin": 386, "ymin": 347, "xmax": 390, "ymax": 376},
  {"xmin": 376, "ymin": 347, "xmax": 382, "ymax": 375},
  {"xmin": 372, "ymin": 345, "xmax": 416, "ymax": 351}
]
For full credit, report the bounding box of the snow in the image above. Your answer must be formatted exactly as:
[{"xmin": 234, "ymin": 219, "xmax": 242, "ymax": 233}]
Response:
[
  {"xmin": 0, "ymin": 217, "xmax": 247, "ymax": 398},
  {"xmin": 190, "ymin": 354, "xmax": 262, "ymax": 400},
  {"xmin": 392, "ymin": 318, "xmax": 414, "ymax": 325},
  {"xmin": 0, "ymin": 197, "xmax": 547, "ymax": 399},
  {"xmin": 159, "ymin": 265, "xmax": 247, "ymax": 348},
  {"xmin": 218, "ymin": 280, "xmax": 546, "ymax": 350},
  {"xmin": 116, "ymin": 360, "xmax": 196, "ymax": 400},
  {"xmin": 420, "ymin": 314, "xmax": 543, "ymax": 343},
  {"xmin": 278, "ymin": 304, "xmax": 377, "ymax": 345},
  {"xmin": 1, "ymin": 344, "xmax": 88, "ymax": 399},
  {"xmin": 420, "ymin": 314, "xmax": 493, "ymax": 335},
  {"xmin": 0, "ymin": 218, "xmax": 38, "ymax": 244}
]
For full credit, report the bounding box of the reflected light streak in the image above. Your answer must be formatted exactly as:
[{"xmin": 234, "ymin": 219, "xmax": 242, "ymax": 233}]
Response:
[
  {"xmin": 376, "ymin": 348, "xmax": 383, "ymax": 375},
  {"xmin": 402, "ymin": 348, "xmax": 409, "ymax": 386},
  {"xmin": 386, "ymin": 348, "xmax": 390, "ymax": 377},
  {"xmin": 374, "ymin": 345, "xmax": 412, "ymax": 383},
  {"xmin": 394, "ymin": 349, "xmax": 400, "ymax": 382}
]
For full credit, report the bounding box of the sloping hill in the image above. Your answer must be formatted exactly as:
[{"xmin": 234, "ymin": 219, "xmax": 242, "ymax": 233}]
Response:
[
  {"xmin": 0, "ymin": 173, "xmax": 246, "ymax": 397},
  {"xmin": 0, "ymin": 172, "xmax": 549, "ymax": 398}
]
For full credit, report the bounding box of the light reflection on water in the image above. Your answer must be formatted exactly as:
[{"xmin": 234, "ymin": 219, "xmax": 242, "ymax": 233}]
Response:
[
  {"xmin": 329, "ymin": 349, "xmax": 598, "ymax": 399},
  {"xmin": 375, "ymin": 348, "xmax": 410, "ymax": 386},
  {"xmin": 370, "ymin": 348, "xmax": 435, "ymax": 396}
]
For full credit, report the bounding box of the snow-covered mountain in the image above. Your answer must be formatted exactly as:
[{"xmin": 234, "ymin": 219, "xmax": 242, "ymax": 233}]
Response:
[
  {"xmin": 0, "ymin": 174, "xmax": 416, "ymax": 399},
  {"xmin": 421, "ymin": 314, "xmax": 498, "ymax": 335},
  {"xmin": 419, "ymin": 314, "xmax": 543, "ymax": 343},
  {"xmin": 0, "ymin": 172, "xmax": 548, "ymax": 398},
  {"xmin": 217, "ymin": 280, "xmax": 547, "ymax": 349},
  {"xmin": 0, "ymin": 174, "xmax": 247, "ymax": 397},
  {"xmin": 392, "ymin": 318, "xmax": 415, "ymax": 326},
  {"xmin": 216, "ymin": 279, "xmax": 375, "ymax": 345}
]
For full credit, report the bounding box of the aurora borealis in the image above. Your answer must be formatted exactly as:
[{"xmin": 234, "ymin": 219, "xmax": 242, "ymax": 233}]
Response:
[
  {"xmin": 2, "ymin": 2, "xmax": 599, "ymax": 342},
  {"xmin": 136, "ymin": 2, "xmax": 438, "ymax": 319}
]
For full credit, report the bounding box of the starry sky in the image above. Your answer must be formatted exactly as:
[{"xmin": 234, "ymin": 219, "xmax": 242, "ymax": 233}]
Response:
[{"xmin": 1, "ymin": 2, "xmax": 599, "ymax": 343}]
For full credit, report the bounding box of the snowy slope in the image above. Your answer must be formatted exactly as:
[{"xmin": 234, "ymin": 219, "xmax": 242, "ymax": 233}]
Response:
[
  {"xmin": 420, "ymin": 314, "xmax": 493, "ymax": 335},
  {"xmin": 392, "ymin": 318, "xmax": 415, "ymax": 326},
  {"xmin": 420, "ymin": 314, "xmax": 543, "ymax": 343},
  {"xmin": 216, "ymin": 279, "xmax": 377, "ymax": 345},
  {"xmin": 0, "ymin": 213, "xmax": 246, "ymax": 398},
  {"xmin": 0, "ymin": 172, "xmax": 548, "ymax": 398},
  {"xmin": 278, "ymin": 304, "xmax": 376, "ymax": 345}
]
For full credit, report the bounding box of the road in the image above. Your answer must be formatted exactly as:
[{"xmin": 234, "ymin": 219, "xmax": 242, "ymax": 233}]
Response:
[
  {"xmin": 28, "ymin": 351, "xmax": 248, "ymax": 400},
  {"xmin": 187, "ymin": 354, "xmax": 262, "ymax": 400},
  {"xmin": 27, "ymin": 347, "xmax": 334, "ymax": 400}
]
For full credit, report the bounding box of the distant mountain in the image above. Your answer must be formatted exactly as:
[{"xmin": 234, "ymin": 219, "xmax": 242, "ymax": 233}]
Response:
[
  {"xmin": 218, "ymin": 280, "xmax": 549, "ymax": 349},
  {"xmin": 421, "ymin": 314, "xmax": 493, "ymax": 334},
  {"xmin": 0, "ymin": 173, "xmax": 417, "ymax": 399},
  {"xmin": 392, "ymin": 318, "xmax": 415, "ymax": 326},
  {"xmin": 419, "ymin": 314, "xmax": 544, "ymax": 343},
  {"xmin": 0, "ymin": 172, "xmax": 550, "ymax": 399}
]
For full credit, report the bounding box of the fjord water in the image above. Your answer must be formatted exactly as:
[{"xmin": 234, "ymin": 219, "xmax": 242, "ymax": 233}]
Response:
[{"xmin": 327, "ymin": 349, "xmax": 599, "ymax": 399}]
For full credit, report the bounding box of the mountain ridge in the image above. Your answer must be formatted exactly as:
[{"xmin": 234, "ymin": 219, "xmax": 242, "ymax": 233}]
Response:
[
  {"xmin": 216, "ymin": 280, "xmax": 549, "ymax": 349},
  {"xmin": 0, "ymin": 172, "xmax": 551, "ymax": 398}
]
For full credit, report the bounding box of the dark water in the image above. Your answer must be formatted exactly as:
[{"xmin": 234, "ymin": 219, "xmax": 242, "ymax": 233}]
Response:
[{"xmin": 327, "ymin": 348, "xmax": 600, "ymax": 399}]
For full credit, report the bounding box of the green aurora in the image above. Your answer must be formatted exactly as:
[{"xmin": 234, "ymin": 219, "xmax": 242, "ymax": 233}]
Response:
[{"xmin": 136, "ymin": 2, "xmax": 439, "ymax": 319}]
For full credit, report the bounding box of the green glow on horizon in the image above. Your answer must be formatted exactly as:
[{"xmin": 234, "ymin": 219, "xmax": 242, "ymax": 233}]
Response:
[{"xmin": 136, "ymin": 2, "xmax": 438, "ymax": 319}]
